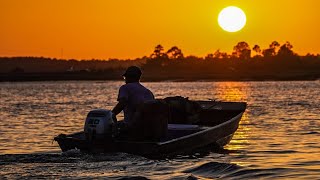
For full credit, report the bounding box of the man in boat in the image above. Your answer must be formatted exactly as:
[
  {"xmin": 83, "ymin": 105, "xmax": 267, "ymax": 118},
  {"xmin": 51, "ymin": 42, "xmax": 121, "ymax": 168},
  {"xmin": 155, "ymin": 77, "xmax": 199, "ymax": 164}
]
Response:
[{"xmin": 111, "ymin": 66, "xmax": 155, "ymax": 134}]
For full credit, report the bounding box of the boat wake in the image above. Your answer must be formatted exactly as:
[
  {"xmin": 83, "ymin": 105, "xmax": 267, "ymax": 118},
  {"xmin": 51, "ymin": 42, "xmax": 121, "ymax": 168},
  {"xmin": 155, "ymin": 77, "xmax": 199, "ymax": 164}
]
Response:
[
  {"xmin": 183, "ymin": 161, "xmax": 242, "ymax": 177},
  {"xmin": 0, "ymin": 152, "xmax": 315, "ymax": 179}
]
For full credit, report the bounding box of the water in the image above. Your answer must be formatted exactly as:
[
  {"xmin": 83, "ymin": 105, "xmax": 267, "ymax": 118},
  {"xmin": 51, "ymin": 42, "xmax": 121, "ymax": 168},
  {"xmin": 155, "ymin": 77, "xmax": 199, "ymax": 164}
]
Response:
[{"xmin": 0, "ymin": 81, "xmax": 319, "ymax": 179}]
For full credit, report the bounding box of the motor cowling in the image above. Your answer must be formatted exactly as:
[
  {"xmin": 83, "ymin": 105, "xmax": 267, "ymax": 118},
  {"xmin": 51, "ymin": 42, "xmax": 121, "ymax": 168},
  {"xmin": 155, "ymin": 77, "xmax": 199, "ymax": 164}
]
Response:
[{"xmin": 84, "ymin": 109, "xmax": 114, "ymax": 141}]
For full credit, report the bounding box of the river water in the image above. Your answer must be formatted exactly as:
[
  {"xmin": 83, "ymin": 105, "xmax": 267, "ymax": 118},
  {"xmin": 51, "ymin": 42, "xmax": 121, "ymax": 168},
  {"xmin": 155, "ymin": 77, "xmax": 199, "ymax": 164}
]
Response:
[{"xmin": 0, "ymin": 81, "xmax": 319, "ymax": 179}]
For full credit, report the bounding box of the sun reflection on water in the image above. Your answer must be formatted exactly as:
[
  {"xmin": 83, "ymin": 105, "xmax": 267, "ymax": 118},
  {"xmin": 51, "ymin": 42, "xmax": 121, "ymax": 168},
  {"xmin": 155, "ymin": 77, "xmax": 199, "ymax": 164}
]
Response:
[
  {"xmin": 214, "ymin": 82, "xmax": 249, "ymax": 102},
  {"xmin": 213, "ymin": 82, "xmax": 252, "ymax": 153}
]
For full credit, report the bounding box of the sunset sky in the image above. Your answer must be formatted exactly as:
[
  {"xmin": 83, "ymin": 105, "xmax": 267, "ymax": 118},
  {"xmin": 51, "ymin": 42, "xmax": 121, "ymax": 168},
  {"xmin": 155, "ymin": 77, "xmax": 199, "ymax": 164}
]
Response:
[{"xmin": 1, "ymin": 0, "xmax": 319, "ymax": 60}]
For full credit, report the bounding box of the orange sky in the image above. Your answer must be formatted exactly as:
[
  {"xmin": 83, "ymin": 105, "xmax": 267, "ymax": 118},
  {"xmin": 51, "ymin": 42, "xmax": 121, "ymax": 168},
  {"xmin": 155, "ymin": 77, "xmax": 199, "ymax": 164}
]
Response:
[{"xmin": 1, "ymin": 0, "xmax": 319, "ymax": 59}]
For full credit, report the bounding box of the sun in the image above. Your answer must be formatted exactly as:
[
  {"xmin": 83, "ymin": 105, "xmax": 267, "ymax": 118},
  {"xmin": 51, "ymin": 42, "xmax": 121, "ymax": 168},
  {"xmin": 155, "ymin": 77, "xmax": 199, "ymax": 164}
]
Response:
[{"xmin": 218, "ymin": 6, "xmax": 246, "ymax": 32}]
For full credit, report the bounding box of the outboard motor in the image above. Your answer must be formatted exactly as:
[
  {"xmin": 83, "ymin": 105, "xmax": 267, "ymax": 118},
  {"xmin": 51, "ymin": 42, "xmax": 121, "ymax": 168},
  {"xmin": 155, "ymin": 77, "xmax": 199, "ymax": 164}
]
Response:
[{"xmin": 84, "ymin": 109, "xmax": 114, "ymax": 141}]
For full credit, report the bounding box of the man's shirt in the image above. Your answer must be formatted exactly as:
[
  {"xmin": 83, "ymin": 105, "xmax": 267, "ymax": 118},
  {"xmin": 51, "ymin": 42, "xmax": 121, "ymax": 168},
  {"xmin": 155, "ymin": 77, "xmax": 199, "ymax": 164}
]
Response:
[{"xmin": 117, "ymin": 82, "xmax": 154, "ymax": 123}]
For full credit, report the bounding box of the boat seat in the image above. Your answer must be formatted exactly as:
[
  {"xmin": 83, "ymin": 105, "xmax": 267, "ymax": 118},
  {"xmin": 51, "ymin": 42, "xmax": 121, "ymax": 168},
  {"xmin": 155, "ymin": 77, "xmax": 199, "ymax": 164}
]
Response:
[{"xmin": 129, "ymin": 99, "xmax": 169, "ymax": 141}]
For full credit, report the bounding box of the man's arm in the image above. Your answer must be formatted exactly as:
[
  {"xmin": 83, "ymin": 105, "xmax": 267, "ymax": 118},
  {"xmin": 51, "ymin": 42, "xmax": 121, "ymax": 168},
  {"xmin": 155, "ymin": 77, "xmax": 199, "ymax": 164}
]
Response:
[
  {"xmin": 112, "ymin": 98, "xmax": 127, "ymax": 115},
  {"xmin": 111, "ymin": 97, "xmax": 127, "ymax": 123},
  {"xmin": 112, "ymin": 84, "xmax": 129, "ymax": 123}
]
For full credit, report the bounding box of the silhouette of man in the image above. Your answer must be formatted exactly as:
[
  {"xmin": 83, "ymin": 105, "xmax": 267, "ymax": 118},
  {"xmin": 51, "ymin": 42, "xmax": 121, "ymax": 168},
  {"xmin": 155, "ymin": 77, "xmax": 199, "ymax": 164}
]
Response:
[{"xmin": 112, "ymin": 66, "xmax": 155, "ymax": 130}]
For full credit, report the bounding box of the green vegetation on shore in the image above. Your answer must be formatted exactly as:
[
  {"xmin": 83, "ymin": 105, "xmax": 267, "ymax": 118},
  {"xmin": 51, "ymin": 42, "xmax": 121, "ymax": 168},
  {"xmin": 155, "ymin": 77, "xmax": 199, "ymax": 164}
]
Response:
[{"xmin": 1, "ymin": 41, "xmax": 319, "ymax": 82}]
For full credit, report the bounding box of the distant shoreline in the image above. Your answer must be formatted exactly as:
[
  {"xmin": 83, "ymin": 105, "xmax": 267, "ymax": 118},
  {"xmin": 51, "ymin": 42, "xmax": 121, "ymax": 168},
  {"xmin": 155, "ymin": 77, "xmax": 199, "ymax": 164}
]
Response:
[
  {"xmin": 1, "ymin": 50, "xmax": 320, "ymax": 83},
  {"xmin": 1, "ymin": 72, "xmax": 319, "ymax": 82}
]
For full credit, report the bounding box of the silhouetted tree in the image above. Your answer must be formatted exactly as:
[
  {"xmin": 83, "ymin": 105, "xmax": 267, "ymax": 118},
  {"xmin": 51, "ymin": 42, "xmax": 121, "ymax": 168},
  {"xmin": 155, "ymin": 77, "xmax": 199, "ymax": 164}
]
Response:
[
  {"xmin": 233, "ymin": 41, "xmax": 251, "ymax": 59},
  {"xmin": 205, "ymin": 53, "xmax": 214, "ymax": 60},
  {"xmin": 277, "ymin": 41, "xmax": 295, "ymax": 57},
  {"xmin": 213, "ymin": 49, "xmax": 223, "ymax": 59},
  {"xmin": 270, "ymin": 41, "xmax": 280, "ymax": 49},
  {"xmin": 145, "ymin": 44, "xmax": 170, "ymax": 69},
  {"xmin": 167, "ymin": 46, "xmax": 184, "ymax": 59},
  {"xmin": 150, "ymin": 44, "xmax": 168, "ymax": 59},
  {"xmin": 263, "ymin": 41, "xmax": 280, "ymax": 57},
  {"xmin": 211, "ymin": 49, "xmax": 229, "ymax": 59},
  {"xmin": 220, "ymin": 52, "xmax": 229, "ymax": 59},
  {"xmin": 252, "ymin": 45, "xmax": 262, "ymax": 57}
]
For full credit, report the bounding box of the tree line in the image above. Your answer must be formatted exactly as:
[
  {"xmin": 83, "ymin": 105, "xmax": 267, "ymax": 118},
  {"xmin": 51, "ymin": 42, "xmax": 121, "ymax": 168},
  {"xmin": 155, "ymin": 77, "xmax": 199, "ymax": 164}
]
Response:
[
  {"xmin": 0, "ymin": 41, "xmax": 319, "ymax": 81},
  {"xmin": 142, "ymin": 41, "xmax": 319, "ymax": 80},
  {"xmin": 147, "ymin": 41, "xmax": 319, "ymax": 61}
]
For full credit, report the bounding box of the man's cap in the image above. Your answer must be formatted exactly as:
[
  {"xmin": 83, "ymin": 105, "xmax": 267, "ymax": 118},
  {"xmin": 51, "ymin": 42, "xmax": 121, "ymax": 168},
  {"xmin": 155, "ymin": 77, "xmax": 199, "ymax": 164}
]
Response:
[{"xmin": 122, "ymin": 66, "xmax": 142, "ymax": 77}]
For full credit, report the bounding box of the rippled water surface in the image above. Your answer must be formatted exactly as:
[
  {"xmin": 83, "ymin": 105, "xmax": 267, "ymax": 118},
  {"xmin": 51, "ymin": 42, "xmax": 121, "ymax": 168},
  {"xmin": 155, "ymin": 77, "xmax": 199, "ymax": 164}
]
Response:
[{"xmin": 1, "ymin": 81, "xmax": 319, "ymax": 179}]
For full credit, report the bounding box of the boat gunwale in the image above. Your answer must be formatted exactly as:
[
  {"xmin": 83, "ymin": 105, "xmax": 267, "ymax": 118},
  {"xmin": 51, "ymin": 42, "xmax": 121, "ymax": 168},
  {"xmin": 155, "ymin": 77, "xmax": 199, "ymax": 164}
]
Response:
[{"xmin": 158, "ymin": 111, "xmax": 244, "ymax": 145}]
